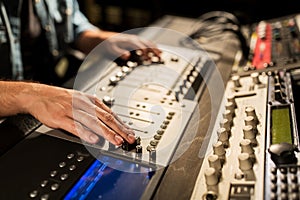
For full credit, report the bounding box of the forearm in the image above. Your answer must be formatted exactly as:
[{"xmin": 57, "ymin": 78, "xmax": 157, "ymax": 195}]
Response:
[
  {"xmin": 0, "ymin": 81, "xmax": 33, "ymax": 117},
  {"xmin": 75, "ymin": 30, "xmax": 117, "ymax": 54}
]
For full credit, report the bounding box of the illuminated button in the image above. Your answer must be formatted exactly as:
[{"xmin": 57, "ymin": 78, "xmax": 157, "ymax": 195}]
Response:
[
  {"xmin": 69, "ymin": 165, "xmax": 76, "ymax": 171},
  {"xmin": 232, "ymin": 75, "xmax": 241, "ymax": 87},
  {"xmin": 77, "ymin": 156, "xmax": 84, "ymax": 162},
  {"xmin": 204, "ymin": 167, "xmax": 219, "ymax": 186},
  {"xmin": 59, "ymin": 161, "xmax": 66, "ymax": 168},
  {"xmin": 40, "ymin": 180, "xmax": 48, "ymax": 187},
  {"xmin": 238, "ymin": 153, "xmax": 253, "ymax": 171},
  {"xmin": 29, "ymin": 190, "xmax": 38, "ymax": 198},
  {"xmin": 67, "ymin": 153, "xmax": 74, "ymax": 159},
  {"xmin": 59, "ymin": 173, "xmax": 68, "ymax": 181},
  {"xmin": 40, "ymin": 194, "xmax": 50, "ymax": 200},
  {"xmin": 51, "ymin": 183, "xmax": 59, "ymax": 191},
  {"xmin": 50, "ymin": 170, "xmax": 58, "ymax": 177}
]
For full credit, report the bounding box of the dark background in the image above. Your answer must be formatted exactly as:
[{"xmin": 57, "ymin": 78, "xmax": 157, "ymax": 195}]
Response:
[{"xmin": 78, "ymin": 0, "xmax": 300, "ymax": 32}]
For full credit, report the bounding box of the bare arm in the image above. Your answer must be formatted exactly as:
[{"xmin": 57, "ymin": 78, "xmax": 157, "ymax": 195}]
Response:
[
  {"xmin": 75, "ymin": 29, "xmax": 162, "ymax": 60},
  {"xmin": 0, "ymin": 81, "xmax": 135, "ymax": 146}
]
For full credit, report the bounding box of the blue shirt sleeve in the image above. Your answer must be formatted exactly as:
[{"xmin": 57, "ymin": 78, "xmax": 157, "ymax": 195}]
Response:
[{"xmin": 71, "ymin": 0, "xmax": 99, "ymax": 40}]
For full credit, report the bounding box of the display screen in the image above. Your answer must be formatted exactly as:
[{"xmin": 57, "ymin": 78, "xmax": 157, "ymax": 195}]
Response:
[
  {"xmin": 64, "ymin": 155, "xmax": 154, "ymax": 200},
  {"xmin": 271, "ymin": 106, "xmax": 293, "ymax": 144}
]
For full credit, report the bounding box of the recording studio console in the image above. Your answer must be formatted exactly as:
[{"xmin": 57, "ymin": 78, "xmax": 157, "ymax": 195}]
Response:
[
  {"xmin": 73, "ymin": 43, "xmax": 213, "ymax": 168},
  {"xmin": 190, "ymin": 12, "xmax": 300, "ymax": 199},
  {"xmin": 233, "ymin": 14, "xmax": 300, "ymax": 75},
  {"xmin": 191, "ymin": 68, "xmax": 300, "ymax": 200},
  {"xmin": 191, "ymin": 70, "xmax": 269, "ymax": 199},
  {"xmin": 0, "ymin": 43, "xmax": 214, "ymax": 199}
]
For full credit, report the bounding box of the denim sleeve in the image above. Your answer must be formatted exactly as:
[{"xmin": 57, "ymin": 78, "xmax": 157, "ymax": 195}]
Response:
[{"xmin": 72, "ymin": 0, "xmax": 99, "ymax": 39}]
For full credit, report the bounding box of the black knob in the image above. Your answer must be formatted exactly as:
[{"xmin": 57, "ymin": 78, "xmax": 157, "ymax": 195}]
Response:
[{"xmin": 268, "ymin": 142, "xmax": 297, "ymax": 165}]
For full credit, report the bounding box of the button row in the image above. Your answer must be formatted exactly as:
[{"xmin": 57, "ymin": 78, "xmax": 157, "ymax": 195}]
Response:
[{"xmin": 28, "ymin": 152, "xmax": 88, "ymax": 199}]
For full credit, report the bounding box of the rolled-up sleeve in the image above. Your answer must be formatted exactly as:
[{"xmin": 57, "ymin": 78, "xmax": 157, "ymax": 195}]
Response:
[{"xmin": 72, "ymin": 0, "xmax": 99, "ymax": 39}]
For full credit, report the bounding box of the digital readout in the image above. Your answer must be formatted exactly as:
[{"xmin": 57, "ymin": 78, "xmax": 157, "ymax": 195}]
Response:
[{"xmin": 271, "ymin": 106, "xmax": 293, "ymax": 144}]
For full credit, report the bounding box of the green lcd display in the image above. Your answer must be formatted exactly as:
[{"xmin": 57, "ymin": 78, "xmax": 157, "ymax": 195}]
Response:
[{"xmin": 271, "ymin": 106, "xmax": 293, "ymax": 144}]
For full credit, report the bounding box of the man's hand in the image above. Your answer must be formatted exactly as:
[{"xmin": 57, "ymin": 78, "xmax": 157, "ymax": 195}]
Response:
[
  {"xmin": 76, "ymin": 30, "xmax": 162, "ymax": 60},
  {"xmin": 0, "ymin": 81, "xmax": 135, "ymax": 146}
]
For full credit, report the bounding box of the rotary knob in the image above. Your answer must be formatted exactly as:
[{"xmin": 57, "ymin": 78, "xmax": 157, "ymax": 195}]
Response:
[
  {"xmin": 217, "ymin": 127, "xmax": 229, "ymax": 147},
  {"xmin": 232, "ymin": 75, "xmax": 242, "ymax": 87},
  {"xmin": 220, "ymin": 118, "xmax": 231, "ymax": 132},
  {"xmin": 238, "ymin": 153, "xmax": 253, "ymax": 171},
  {"xmin": 208, "ymin": 154, "xmax": 222, "ymax": 172},
  {"xmin": 243, "ymin": 125, "xmax": 256, "ymax": 139},
  {"xmin": 251, "ymin": 72, "xmax": 261, "ymax": 84},
  {"xmin": 213, "ymin": 141, "xmax": 226, "ymax": 157},
  {"xmin": 204, "ymin": 167, "xmax": 219, "ymax": 186},
  {"xmin": 240, "ymin": 139, "xmax": 254, "ymax": 154},
  {"xmin": 245, "ymin": 106, "xmax": 258, "ymax": 123},
  {"xmin": 227, "ymin": 94, "xmax": 237, "ymax": 108}
]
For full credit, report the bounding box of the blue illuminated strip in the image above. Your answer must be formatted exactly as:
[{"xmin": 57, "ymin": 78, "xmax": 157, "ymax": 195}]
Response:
[{"xmin": 64, "ymin": 160, "xmax": 107, "ymax": 200}]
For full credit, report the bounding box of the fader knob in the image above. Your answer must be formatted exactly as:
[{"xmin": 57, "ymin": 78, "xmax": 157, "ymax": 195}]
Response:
[
  {"xmin": 102, "ymin": 96, "xmax": 115, "ymax": 107},
  {"xmin": 204, "ymin": 168, "xmax": 219, "ymax": 186},
  {"xmin": 232, "ymin": 75, "xmax": 241, "ymax": 87},
  {"xmin": 238, "ymin": 153, "xmax": 253, "ymax": 171}
]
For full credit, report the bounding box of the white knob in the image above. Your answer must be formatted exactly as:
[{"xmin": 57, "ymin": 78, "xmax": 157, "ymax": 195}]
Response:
[
  {"xmin": 208, "ymin": 154, "xmax": 222, "ymax": 171},
  {"xmin": 240, "ymin": 139, "xmax": 254, "ymax": 154},
  {"xmin": 238, "ymin": 153, "xmax": 253, "ymax": 171},
  {"xmin": 213, "ymin": 141, "xmax": 226, "ymax": 156},
  {"xmin": 243, "ymin": 125, "xmax": 256, "ymax": 139},
  {"xmin": 232, "ymin": 75, "xmax": 242, "ymax": 87},
  {"xmin": 251, "ymin": 72, "xmax": 261, "ymax": 84},
  {"xmin": 204, "ymin": 167, "xmax": 219, "ymax": 186}
]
